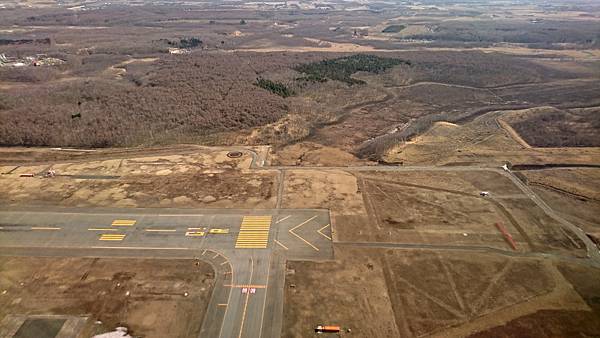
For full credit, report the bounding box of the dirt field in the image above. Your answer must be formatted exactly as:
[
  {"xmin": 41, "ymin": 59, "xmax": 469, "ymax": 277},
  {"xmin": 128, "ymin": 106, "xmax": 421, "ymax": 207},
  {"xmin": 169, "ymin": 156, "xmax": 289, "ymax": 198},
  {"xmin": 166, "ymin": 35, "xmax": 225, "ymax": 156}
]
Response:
[
  {"xmin": 271, "ymin": 142, "xmax": 368, "ymax": 167},
  {"xmin": 0, "ymin": 149, "xmax": 278, "ymax": 209},
  {"xmin": 0, "ymin": 257, "xmax": 215, "ymax": 338},
  {"xmin": 283, "ymin": 246, "xmax": 597, "ymax": 338}
]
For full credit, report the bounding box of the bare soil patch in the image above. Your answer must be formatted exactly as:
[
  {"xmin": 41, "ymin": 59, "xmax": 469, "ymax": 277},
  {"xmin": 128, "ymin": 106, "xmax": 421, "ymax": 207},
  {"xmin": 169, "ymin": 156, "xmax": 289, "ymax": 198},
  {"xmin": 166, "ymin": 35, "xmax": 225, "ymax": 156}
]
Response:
[
  {"xmin": 0, "ymin": 149, "xmax": 275, "ymax": 209},
  {"xmin": 0, "ymin": 257, "xmax": 215, "ymax": 338},
  {"xmin": 283, "ymin": 247, "xmax": 591, "ymax": 338}
]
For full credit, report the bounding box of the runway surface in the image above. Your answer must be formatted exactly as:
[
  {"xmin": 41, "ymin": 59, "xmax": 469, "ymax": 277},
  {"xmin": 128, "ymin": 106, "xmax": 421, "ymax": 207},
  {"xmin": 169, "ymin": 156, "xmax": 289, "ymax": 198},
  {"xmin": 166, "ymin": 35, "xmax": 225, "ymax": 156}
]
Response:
[{"xmin": 0, "ymin": 207, "xmax": 333, "ymax": 338}]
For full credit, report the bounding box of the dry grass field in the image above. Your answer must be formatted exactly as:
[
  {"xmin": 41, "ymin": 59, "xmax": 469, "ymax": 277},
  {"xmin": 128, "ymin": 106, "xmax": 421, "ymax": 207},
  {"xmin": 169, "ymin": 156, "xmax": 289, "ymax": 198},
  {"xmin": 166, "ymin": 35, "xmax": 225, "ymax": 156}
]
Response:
[
  {"xmin": 0, "ymin": 257, "xmax": 215, "ymax": 338},
  {"xmin": 1, "ymin": 1, "xmax": 600, "ymax": 337},
  {"xmin": 283, "ymin": 247, "xmax": 600, "ymax": 338}
]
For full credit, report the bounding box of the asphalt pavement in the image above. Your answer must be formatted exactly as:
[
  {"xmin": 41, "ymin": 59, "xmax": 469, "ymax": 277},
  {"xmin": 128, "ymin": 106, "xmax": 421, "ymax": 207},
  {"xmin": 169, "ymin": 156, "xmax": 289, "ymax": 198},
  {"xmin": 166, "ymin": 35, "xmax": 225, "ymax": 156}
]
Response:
[{"xmin": 0, "ymin": 207, "xmax": 333, "ymax": 338}]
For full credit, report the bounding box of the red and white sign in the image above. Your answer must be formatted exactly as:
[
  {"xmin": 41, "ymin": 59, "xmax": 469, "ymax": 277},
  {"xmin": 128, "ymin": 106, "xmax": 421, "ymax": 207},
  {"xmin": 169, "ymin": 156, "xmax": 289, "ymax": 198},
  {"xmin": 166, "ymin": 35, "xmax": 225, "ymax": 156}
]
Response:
[
  {"xmin": 241, "ymin": 288, "xmax": 248, "ymax": 294},
  {"xmin": 250, "ymin": 288, "xmax": 256, "ymax": 294}
]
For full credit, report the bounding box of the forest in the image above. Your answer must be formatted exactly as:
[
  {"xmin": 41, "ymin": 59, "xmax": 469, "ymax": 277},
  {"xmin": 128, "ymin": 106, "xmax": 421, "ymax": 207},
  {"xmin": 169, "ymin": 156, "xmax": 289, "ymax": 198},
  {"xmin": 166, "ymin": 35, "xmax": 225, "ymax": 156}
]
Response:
[{"xmin": 294, "ymin": 55, "xmax": 411, "ymax": 85}]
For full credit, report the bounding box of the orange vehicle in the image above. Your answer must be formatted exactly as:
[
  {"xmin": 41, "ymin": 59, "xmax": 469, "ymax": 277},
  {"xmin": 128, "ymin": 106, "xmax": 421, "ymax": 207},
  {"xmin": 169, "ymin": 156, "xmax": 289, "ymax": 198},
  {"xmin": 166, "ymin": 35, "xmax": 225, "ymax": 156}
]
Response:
[{"xmin": 315, "ymin": 325, "xmax": 341, "ymax": 333}]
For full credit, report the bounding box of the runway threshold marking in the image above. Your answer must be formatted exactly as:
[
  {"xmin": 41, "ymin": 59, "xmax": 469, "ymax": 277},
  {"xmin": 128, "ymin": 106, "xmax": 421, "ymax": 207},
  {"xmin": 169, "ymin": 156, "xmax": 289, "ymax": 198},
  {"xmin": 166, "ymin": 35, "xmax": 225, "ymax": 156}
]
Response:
[
  {"xmin": 317, "ymin": 223, "xmax": 332, "ymax": 240},
  {"xmin": 30, "ymin": 227, "xmax": 61, "ymax": 231},
  {"xmin": 111, "ymin": 220, "xmax": 136, "ymax": 227},
  {"xmin": 99, "ymin": 234, "xmax": 126, "ymax": 241},
  {"xmin": 235, "ymin": 216, "xmax": 272, "ymax": 249},
  {"xmin": 288, "ymin": 215, "xmax": 320, "ymax": 251}
]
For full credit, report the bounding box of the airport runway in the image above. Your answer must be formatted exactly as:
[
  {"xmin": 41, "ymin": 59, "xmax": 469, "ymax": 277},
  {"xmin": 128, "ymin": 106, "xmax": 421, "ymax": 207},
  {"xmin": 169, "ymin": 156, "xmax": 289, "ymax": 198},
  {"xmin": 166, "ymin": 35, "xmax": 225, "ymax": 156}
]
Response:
[{"xmin": 0, "ymin": 207, "xmax": 333, "ymax": 338}]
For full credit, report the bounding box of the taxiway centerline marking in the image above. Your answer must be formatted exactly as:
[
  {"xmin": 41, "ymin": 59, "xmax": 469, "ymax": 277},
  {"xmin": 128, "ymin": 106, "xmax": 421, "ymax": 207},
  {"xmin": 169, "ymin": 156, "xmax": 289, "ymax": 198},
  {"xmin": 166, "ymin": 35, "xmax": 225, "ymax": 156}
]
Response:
[
  {"xmin": 317, "ymin": 223, "xmax": 332, "ymax": 240},
  {"xmin": 274, "ymin": 239, "xmax": 289, "ymax": 250},
  {"xmin": 275, "ymin": 215, "xmax": 291, "ymax": 224},
  {"xmin": 30, "ymin": 227, "xmax": 61, "ymax": 230},
  {"xmin": 218, "ymin": 303, "xmax": 228, "ymax": 306}
]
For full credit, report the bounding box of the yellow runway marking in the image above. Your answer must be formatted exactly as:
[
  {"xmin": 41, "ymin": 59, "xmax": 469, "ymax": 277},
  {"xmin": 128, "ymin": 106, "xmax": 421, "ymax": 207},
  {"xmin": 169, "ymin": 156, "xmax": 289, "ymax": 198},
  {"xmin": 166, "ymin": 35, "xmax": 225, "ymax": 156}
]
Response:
[
  {"xmin": 185, "ymin": 231, "xmax": 205, "ymax": 237},
  {"xmin": 317, "ymin": 223, "xmax": 332, "ymax": 240},
  {"xmin": 188, "ymin": 227, "xmax": 204, "ymax": 230},
  {"xmin": 88, "ymin": 228, "xmax": 117, "ymax": 231},
  {"xmin": 111, "ymin": 219, "xmax": 136, "ymax": 227},
  {"xmin": 210, "ymin": 228, "xmax": 230, "ymax": 234},
  {"xmin": 99, "ymin": 234, "xmax": 126, "ymax": 241},
  {"xmin": 31, "ymin": 227, "xmax": 61, "ymax": 230},
  {"xmin": 276, "ymin": 215, "xmax": 291, "ymax": 224},
  {"xmin": 235, "ymin": 216, "xmax": 272, "ymax": 249},
  {"xmin": 274, "ymin": 239, "xmax": 289, "ymax": 250},
  {"xmin": 289, "ymin": 215, "xmax": 320, "ymax": 251}
]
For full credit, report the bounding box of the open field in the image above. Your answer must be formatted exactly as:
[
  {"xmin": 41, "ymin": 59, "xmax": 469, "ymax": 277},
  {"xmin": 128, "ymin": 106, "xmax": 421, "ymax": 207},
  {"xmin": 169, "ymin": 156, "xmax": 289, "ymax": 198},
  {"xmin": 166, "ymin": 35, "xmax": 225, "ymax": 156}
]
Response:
[
  {"xmin": 0, "ymin": 147, "xmax": 278, "ymax": 208},
  {"xmin": 283, "ymin": 247, "xmax": 600, "ymax": 338},
  {"xmin": 0, "ymin": 256, "xmax": 215, "ymax": 338},
  {"xmin": 1, "ymin": 0, "xmax": 600, "ymax": 337},
  {"xmin": 519, "ymin": 168, "xmax": 600, "ymax": 239}
]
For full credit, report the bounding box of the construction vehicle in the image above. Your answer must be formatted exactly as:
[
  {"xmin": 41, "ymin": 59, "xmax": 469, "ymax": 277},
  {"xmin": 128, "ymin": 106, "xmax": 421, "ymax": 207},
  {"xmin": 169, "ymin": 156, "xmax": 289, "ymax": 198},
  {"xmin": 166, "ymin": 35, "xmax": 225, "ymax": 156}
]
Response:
[{"xmin": 315, "ymin": 325, "xmax": 340, "ymax": 334}]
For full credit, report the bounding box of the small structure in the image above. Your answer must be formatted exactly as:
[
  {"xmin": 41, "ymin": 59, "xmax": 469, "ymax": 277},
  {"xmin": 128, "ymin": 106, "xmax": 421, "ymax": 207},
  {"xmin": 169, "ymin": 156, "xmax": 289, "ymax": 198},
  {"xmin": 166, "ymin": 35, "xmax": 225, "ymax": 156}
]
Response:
[
  {"xmin": 168, "ymin": 48, "xmax": 191, "ymax": 55},
  {"xmin": 93, "ymin": 327, "xmax": 132, "ymax": 338},
  {"xmin": 479, "ymin": 191, "xmax": 490, "ymax": 197}
]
